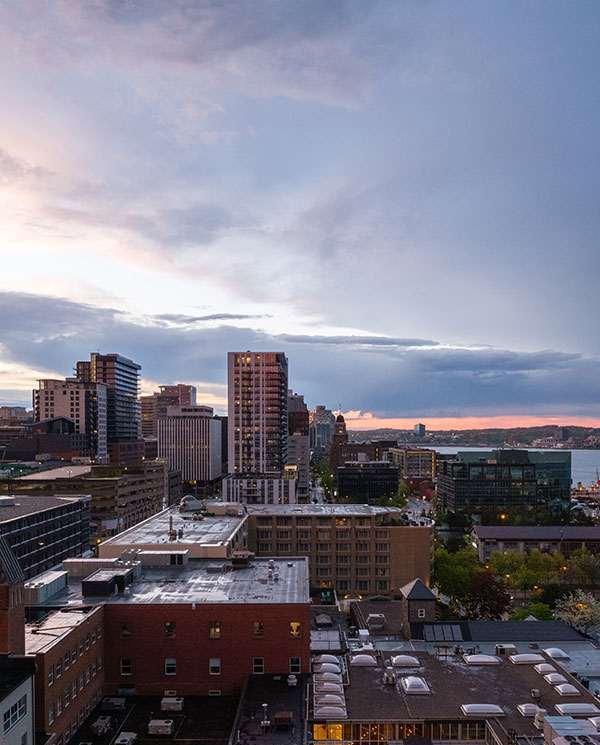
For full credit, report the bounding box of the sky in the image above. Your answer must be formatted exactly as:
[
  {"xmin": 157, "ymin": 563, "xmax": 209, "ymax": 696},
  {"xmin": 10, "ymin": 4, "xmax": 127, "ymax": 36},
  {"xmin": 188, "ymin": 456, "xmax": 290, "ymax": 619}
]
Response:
[{"xmin": 1, "ymin": 0, "xmax": 599, "ymax": 430}]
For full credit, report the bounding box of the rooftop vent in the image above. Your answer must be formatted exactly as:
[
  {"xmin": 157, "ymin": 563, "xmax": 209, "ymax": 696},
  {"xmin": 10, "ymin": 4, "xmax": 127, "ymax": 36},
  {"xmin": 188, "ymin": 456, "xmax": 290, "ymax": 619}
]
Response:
[
  {"xmin": 314, "ymin": 694, "xmax": 345, "ymax": 707},
  {"xmin": 517, "ymin": 704, "xmax": 539, "ymax": 717},
  {"xmin": 545, "ymin": 673, "xmax": 568, "ymax": 685},
  {"xmin": 463, "ymin": 654, "xmax": 501, "ymax": 665},
  {"xmin": 510, "ymin": 654, "xmax": 546, "ymax": 665},
  {"xmin": 350, "ymin": 654, "xmax": 377, "ymax": 667},
  {"xmin": 545, "ymin": 647, "xmax": 571, "ymax": 660},
  {"xmin": 314, "ymin": 706, "xmax": 347, "ymax": 719},
  {"xmin": 313, "ymin": 663, "xmax": 341, "ymax": 674},
  {"xmin": 555, "ymin": 684, "xmax": 581, "ymax": 697},
  {"xmin": 0, "ymin": 497, "xmax": 16, "ymax": 507},
  {"xmin": 555, "ymin": 704, "xmax": 600, "ymax": 716},
  {"xmin": 314, "ymin": 682, "xmax": 344, "ymax": 694},
  {"xmin": 461, "ymin": 704, "xmax": 505, "ymax": 716},
  {"xmin": 391, "ymin": 655, "xmax": 420, "ymax": 667},
  {"xmin": 535, "ymin": 663, "xmax": 556, "ymax": 674},
  {"xmin": 383, "ymin": 667, "xmax": 395, "ymax": 685},
  {"xmin": 314, "ymin": 655, "xmax": 339, "ymax": 665},
  {"xmin": 400, "ymin": 676, "xmax": 431, "ymax": 695},
  {"xmin": 313, "ymin": 672, "xmax": 342, "ymax": 683},
  {"xmin": 533, "ymin": 708, "xmax": 547, "ymax": 729}
]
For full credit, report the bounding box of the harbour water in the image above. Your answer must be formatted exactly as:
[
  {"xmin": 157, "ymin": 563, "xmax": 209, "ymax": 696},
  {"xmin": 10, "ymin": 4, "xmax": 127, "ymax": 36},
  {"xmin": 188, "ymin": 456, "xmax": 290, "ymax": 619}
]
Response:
[{"xmin": 433, "ymin": 446, "xmax": 600, "ymax": 488}]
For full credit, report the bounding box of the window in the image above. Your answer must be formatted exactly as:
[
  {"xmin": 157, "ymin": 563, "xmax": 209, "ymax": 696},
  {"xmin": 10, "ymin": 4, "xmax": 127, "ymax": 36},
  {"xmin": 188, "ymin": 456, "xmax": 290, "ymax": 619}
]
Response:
[
  {"xmin": 64, "ymin": 652, "xmax": 70, "ymax": 670},
  {"xmin": 120, "ymin": 659, "xmax": 132, "ymax": 676},
  {"xmin": 209, "ymin": 658, "xmax": 221, "ymax": 675},
  {"xmin": 276, "ymin": 543, "xmax": 291, "ymax": 552},
  {"xmin": 209, "ymin": 621, "xmax": 221, "ymax": 638},
  {"xmin": 253, "ymin": 657, "xmax": 264, "ymax": 674},
  {"xmin": 64, "ymin": 688, "xmax": 70, "ymax": 708},
  {"xmin": 85, "ymin": 634, "xmax": 90, "ymax": 650},
  {"xmin": 376, "ymin": 580, "xmax": 390, "ymax": 591},
  {"xmin": 290, "ymin": 658, "xmax": 301, "ymax": 674},
  {"xmin": 78, "ymin": 675, "xmax": 83, "ymax": 692},
  {"xmin": 120, "ymin": 622, "xmax": 131, "ymax": 639},
  {"xmin": 91, "ymin": 629, "xmax": 96, "ymax": 644},
  {"xmin": 3, "ymin": 695, "xmax": 27, "ymax": 734},
  {"xmin": 165, "ymin": 658, "xmax": 177, "ymax": 675},
  {"xmin": 417, "ymin": 608, "xmax": 426, "ymax": 619},
  {"xmin": 165, "ymin": 621, "xmax": 176, "ymax": 638},
  {"xmin": 48, "ymin": 706, "xmax": 54, "ymax": 726},
  {"xmin": 289, "ymin": 621, "xmax": 301, "ymax": 638},
  {"xmin": 72, "ymin": 683, "xmax": 77, "ymax": 700},
  {"xmin": 253, "ymin": 621, "xmax": 264, "ymax": 638},
  {"xmin": 56, "ymin": 660, "xmax": 62, "ymax": 678},
  {"xmin": 56, "ymin": 696, "xmax": 62, "ymax": 717},
  {"xmin": 71, "ymin": 648, "xmax": 77, "ymax": 664},
  {"xmin": 277, "ymin": 530, "xmax": 291, "ymax": 539},
  {"xmin": 78, "ymin": 641, "xmax": 84, "ymax": 656},
  {"xmin": 48, "ymin": 666, "xmax": 54, "ymax": 687},
  {"xmin": 357, "ymin": 580, "xmax": 371, "ymax": 592},
  {"xmin": 375, "ymin": 543, "xmax": 390, "ymax": 552},
  {"xmin": 356, "ymin": 543, "xmax": 369, "ymax": 552}
]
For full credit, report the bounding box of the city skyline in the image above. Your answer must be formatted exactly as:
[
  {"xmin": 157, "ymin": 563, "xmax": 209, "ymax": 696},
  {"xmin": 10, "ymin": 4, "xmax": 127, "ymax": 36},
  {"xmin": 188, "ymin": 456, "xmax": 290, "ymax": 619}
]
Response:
[{"xmin": 1, "ymin": 2, "xmax": 600, "ymax": 429}]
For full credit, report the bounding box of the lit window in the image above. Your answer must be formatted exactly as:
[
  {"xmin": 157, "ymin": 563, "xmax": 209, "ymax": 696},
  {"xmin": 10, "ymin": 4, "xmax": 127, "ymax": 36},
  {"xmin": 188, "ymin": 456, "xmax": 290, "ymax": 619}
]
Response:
[
  {"xmin": 165, "ymin": 658, "xmax": 177, "ymax": 676},
  {"xmin": 209, "ymin": 658, "xmax": 221, "ymax": 675},
  {"xmin": 209, "ymin": 621, "xmax": 221, "ymax": 639},
  {"xmin": 165, "ymin": 621, "xmax": 176, "ymax": 638},
  {"xmin": 253, "ymin": 621, "xmax": 264, "ymax": 638}
]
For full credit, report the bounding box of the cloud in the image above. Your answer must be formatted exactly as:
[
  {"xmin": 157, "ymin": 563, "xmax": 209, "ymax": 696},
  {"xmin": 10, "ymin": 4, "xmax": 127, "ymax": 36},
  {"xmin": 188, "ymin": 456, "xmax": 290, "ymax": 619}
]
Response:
[
  {"xmin": 0, "ymin": 147, "xmax": 51, "ymax": 187},
  {"xmin": 153, "ymin": 312, "xmax": 269, "ymax": 325},
  {"xmin": 1, "ymin": 291, "xmax": 599, "ymax": 421},
  {"xmin": 276, "ymin": 334, "xmax": 437, "ymax": 348}
]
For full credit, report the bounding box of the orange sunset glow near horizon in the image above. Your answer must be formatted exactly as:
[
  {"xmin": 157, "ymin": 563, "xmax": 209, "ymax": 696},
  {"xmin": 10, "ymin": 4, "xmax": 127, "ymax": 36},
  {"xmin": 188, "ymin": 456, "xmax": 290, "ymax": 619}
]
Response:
[{"xmin": 344, "ymin": 413, "xmax": 600, "ymax": 431}]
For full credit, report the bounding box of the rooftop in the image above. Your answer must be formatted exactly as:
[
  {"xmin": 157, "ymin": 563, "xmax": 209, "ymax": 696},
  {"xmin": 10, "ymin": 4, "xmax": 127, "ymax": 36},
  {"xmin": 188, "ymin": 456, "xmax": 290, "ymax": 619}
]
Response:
[
  {"xmin": 18, "ymin": 464, "xmax": 92, "ymax": 479},
  {"xmin": 0, "ymin": 655, "xmax": 36, "ymax": 704},
  {"xmin": 25, "ymin": 608, "xmax": 100, "ymax": 654},
  {"xmin": 473, "ymin": 525, "xmax": 600, "ymax": 540},
  {"xmin": 41, "ymin": 557, "xmax": 310, "ymax": 606},
  {"xmin": 245, "ymin": 504, "xmax": 403, "ymax": 516},
  {"xmin": 99, "ymin": 507, "xmax": 245, "ymax": 550},
  {"xmin": 0, "ymin": 493, "xmax": 91, "ymax": 522},
  {"xmin": 338, "ymin": 649, "xmax": 598, "ymax": 737}
]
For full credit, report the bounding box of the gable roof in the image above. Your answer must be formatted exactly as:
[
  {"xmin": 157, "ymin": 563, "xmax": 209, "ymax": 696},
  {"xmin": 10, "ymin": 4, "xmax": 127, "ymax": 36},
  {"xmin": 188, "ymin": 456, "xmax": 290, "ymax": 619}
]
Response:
[{"xmin": 400, "ymin": 578, "xmax": 436, "ymax": 601}]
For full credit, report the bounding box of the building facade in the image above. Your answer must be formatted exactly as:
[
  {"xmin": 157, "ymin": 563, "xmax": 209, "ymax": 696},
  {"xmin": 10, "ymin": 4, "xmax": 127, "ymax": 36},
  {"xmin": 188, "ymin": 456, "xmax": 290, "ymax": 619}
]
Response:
[
  {"xmin": 158, "ymin": 405, "xmax": 221, "ymax": 483},
  {"xmin": 222, "ymin": 469, "xmax": 298, "ymax": 504},
  {"xmin": 288, "ymin": 391, "xmax": 310, "ymax": 502},
  {"xmin": 471, "ymin": 525, "xmax": 600, "ymax": 561},
  {"xmin": 246, "ymin": 504, "xmax": 433, "ymax": 597},
  {"xmin": 141, "ymin": 385, "xmax": 197, "ymax": 438},
  {"xmin": 337, "ymin": 461, "xmax": 399, "ymax": 503},
  {"xmin": 309, "ymin": 405, "xmax": 335, "ymax": 462},
  {"xmin": 227, "ymin": 352, "xmax": 288, "ymax": 474},
  {"xmin": 33, "ymin": 379, "xmax": 108, "ymax": 462}
]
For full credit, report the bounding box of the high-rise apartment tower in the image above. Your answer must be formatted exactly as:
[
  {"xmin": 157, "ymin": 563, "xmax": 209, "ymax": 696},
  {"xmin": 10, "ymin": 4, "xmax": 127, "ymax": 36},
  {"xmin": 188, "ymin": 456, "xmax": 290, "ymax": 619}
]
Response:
[{"xmin": 227, "ymin": 352, "xmax": 288, "ymax": 473}]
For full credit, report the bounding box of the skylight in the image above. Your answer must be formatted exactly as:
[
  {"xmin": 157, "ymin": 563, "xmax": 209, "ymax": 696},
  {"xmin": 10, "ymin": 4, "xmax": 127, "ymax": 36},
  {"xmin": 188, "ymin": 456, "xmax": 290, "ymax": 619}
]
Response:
[
  {"xmin": 510, "ymin": 654, "xmax": 546, "ymax": 664},
  {"xmin": 391, "ymin": 655, "xmax": 420, "ymax": 667},
  {"xmin": 463, "ymin": 654, "xmax": 501, "ymax": 665},
  {"xmin": 461, "ymin": 704, "xmax": 505, "ymax": 716},
  {"xmin": 400, "ymin": 676, "xmax": 431, "ymax": 694}
]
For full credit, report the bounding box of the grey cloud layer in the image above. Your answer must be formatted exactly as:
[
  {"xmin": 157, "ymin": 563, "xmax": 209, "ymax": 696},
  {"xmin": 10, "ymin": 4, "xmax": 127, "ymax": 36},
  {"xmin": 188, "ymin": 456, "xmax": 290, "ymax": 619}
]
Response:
[{"xmin": 1, "ymin": 291, "xmax": 598, "ymax": 418}]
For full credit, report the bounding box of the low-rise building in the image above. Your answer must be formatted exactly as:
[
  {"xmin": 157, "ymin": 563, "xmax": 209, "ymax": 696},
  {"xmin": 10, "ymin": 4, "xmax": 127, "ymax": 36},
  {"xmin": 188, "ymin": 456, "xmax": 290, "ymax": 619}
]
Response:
[
  {"xmin": 471, "ymin": 525, "xmax": 600, "ymax": 561},
  {"xmin": 246, "ymin": 503, "xmax": 433, "ymax": 597},
  {"xmin": 0, "ymin": 655, "xmax": 36, "ymax": 745},
  {"xmin": 337, "ymin": 461, "xmax": 399, "ymax": 503},
  {"xmin": 97, "ymin": 501, "xmax": 248, "ymax": 560}
]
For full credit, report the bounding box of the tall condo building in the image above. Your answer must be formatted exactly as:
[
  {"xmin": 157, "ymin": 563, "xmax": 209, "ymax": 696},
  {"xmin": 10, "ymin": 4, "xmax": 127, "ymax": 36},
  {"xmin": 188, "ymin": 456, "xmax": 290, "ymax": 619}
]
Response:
[
  {"xmin": 227, "ymin": 351, "xmax": 288, "ymax": 474},
  {"xmin": 158, "ymin": 405, "xmax": 222, "ymax": 483},
  {"xmin": 309, "ymin": 404, "xmax": 335, "ymax": 461},
  {"xmin": 141, "ymin": 384, "xmax": 197, "ymax": 437},
  {"xmin": 33, "ymin": 378, "xmax": 108, "ymax": 462},
  {"xmin": 76, "ymin": 353, "xmax": 142, "ymax": 462}
]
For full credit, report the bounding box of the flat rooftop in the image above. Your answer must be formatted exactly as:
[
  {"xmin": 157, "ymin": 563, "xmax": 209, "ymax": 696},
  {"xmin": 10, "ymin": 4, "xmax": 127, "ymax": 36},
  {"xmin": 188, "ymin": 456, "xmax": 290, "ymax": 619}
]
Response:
[
  {"xmin": 100, "ymin": 507, "xmax": 245, "ymax": 549},
  {"xmin": 245, "ymin": 504, "xmax": 403, "ymax": 516},
  {"xmin": 45, "ymin": 557, "xmax": 310, "ymax": 606},
  {"xmin": 473, "ymin": 525, "xmax": 600, "ymax": 540},
  {"xmin": 18, "ymin": 464, "xmax": 92, "ymax": 479},
  {"xmin": 0, "ymin": 493, "xmax": 90, "ymax": 521},
  {"xmin": 25, "ymin": 608, "xmax": 100, "ymax": 654},
  {"xmin": 339, "ymin": 650, "xmax": 599, "ymax": 737}
]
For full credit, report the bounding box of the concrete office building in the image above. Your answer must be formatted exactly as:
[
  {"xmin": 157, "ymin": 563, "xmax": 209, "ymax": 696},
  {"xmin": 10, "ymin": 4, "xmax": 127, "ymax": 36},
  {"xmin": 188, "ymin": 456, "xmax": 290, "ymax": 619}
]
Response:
[
  {"xmin": 141, "ymin": 384, "xmax": 197, "ymax": 438},
  {"xmin": 246, "ymin": 503, "xmax": 433, "ymax": 597},
  {"xmin": 158, "ymin": 405, "xmax": 221, "ymax": 483},
  {"xmin": 33, "ymin": 379, "xmax": 108, "ymax": 462},
  {"xmin": 3, "ymin": 462, "xmax": 169, "ymax": 544},
  {"xmin": 75, "ymin": 353, "xmax": 142, "ymax": 464},
  {"xmin": 227, "ymin": 351, "xmax": 288, "ymax": 474},
  {"xmin": 387, "ymin": 447, "xmax": 436, "ymax": 479}
]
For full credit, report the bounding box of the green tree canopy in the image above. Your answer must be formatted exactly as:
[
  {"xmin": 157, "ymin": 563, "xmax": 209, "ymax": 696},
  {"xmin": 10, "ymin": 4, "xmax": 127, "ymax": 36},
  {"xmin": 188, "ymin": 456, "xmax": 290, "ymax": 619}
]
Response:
[{"xmin": 554, "ymin": 589, "xmax": 600, "ymax": 636}]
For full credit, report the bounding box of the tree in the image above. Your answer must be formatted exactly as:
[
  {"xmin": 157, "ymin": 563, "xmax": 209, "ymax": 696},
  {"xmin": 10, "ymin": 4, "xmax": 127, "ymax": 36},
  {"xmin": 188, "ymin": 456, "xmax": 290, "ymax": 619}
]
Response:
[
  {"xmin": 554, "ymin": 589, "xmax": 600, "ymax": 636},
  {"xmin": 571, "ymin": 547, "xmax": 600, "ymax": 589},
  {"xmin": 509, "ymin": 602, "xmax": 553, "ymax": 621},
  {"xmin": 461, "ymin": 571, "xmax": 512, "ymax": 620},
  {"xmin": 434, "ymin": 546, "xmax": 480, "ymax": 601}
]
